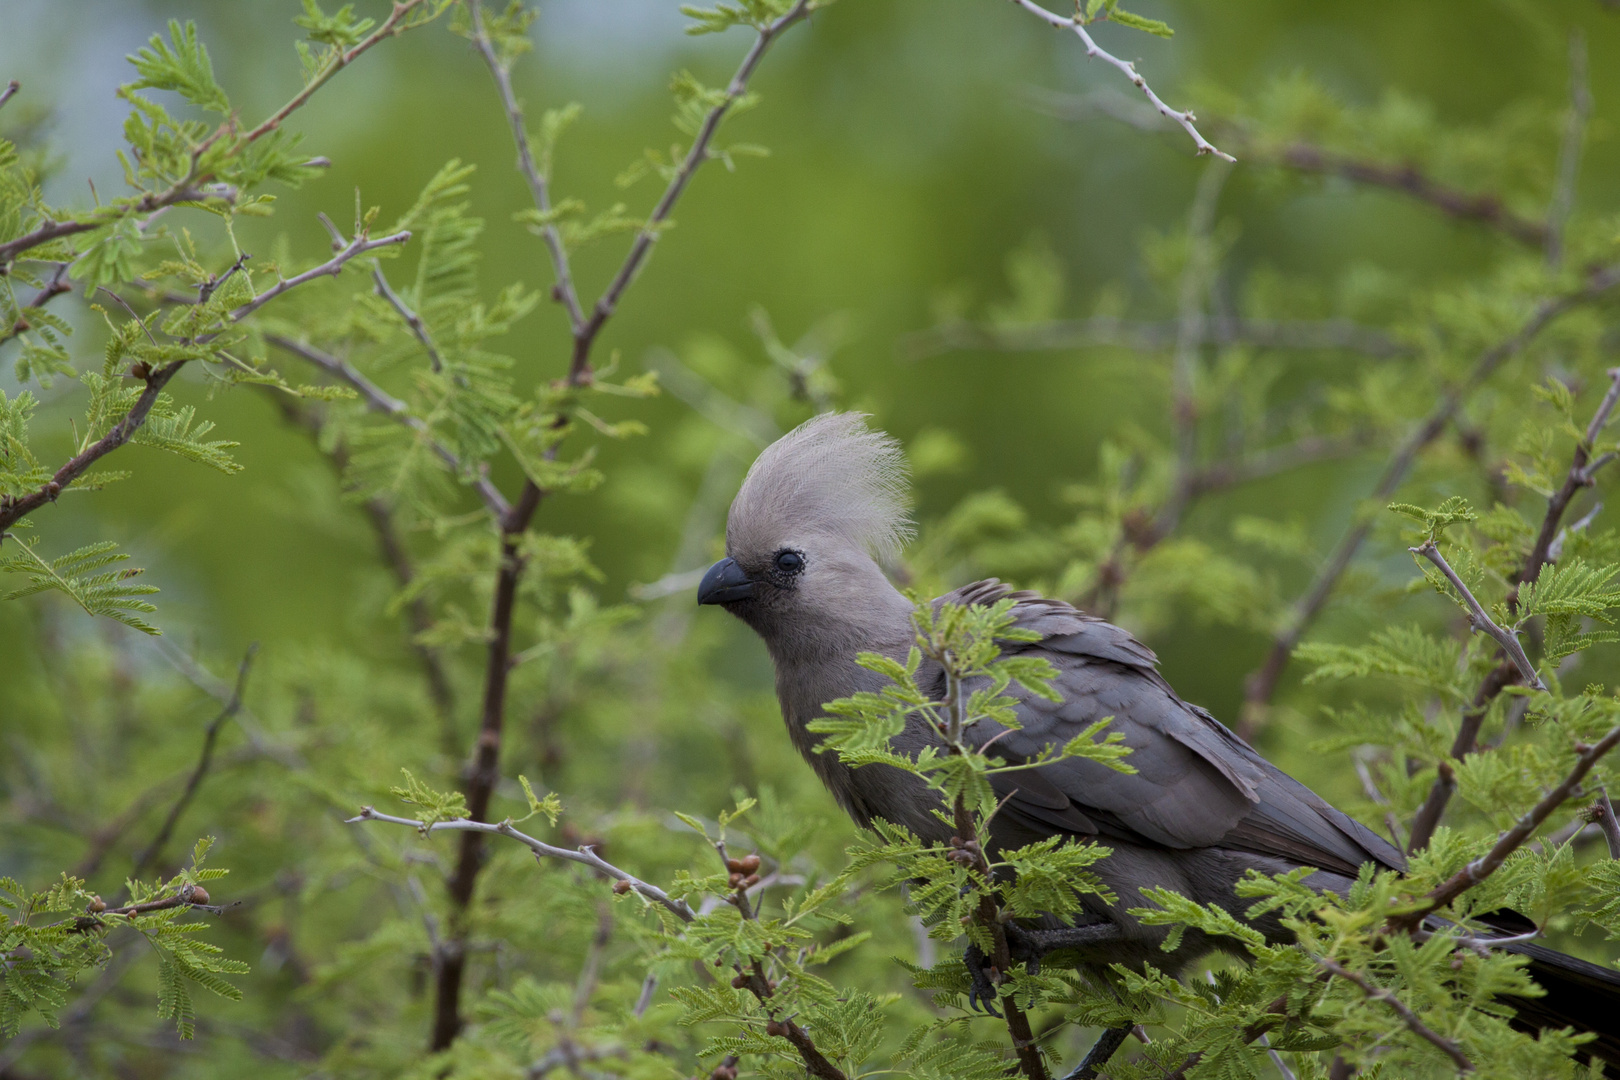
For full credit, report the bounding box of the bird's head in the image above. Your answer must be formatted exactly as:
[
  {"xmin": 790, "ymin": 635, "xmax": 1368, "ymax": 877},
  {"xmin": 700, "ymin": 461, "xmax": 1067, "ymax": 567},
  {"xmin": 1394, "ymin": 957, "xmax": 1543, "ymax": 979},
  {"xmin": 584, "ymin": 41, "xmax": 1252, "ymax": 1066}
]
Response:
[{"xmin": 698, "ymin": 413, "xmax": 914, "ymax": 644}]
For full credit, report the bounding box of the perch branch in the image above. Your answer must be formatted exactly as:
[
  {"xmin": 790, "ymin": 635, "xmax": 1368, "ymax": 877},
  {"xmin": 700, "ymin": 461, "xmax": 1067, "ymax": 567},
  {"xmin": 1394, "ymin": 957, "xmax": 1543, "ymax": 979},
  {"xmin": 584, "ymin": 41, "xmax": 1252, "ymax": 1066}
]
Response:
[
  {"xmin": 1, "ymin": 262, "xmax": 73, "ymax": 348},
  {"xmin": 372, "ymin": 263, "xmax": 444, "ymax": 373}
]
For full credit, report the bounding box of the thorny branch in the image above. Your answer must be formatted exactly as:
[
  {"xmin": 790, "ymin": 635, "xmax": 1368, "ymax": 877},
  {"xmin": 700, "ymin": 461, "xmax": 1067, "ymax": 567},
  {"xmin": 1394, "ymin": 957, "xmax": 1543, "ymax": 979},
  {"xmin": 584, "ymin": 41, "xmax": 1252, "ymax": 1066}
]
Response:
[
  {"xmin": 429, "ymin": 0, "xmax": 816, "ymax": 1053},
  {"xmin": 1396, "ymin": 724, "xmax": 1620, "ymax": 929},
  {"xmin": 1407, "ymin": 367, "xmax": 1620, "ymax": 852},
  {"xmin": 349, "ymin": 807, "xmax": 849, "ymax": 1080},
  {"xmin": 130, "ymin": 645, "xmax": 258, "ymax": 880},
  {"xmin": 1005, "ymin": 0, "xmax": 1232, "ymax": 161},
  {"xmin": 1316, "ymin": 958, "xmax": 1473, "ymax": 1073},
  {"xmin": 1408, "ymin": 541, "xmax": 1545, "ymax": 691},
  {"xmin": 1239, "ymin": 263, "xmax": 1620, "ymax": 738}
]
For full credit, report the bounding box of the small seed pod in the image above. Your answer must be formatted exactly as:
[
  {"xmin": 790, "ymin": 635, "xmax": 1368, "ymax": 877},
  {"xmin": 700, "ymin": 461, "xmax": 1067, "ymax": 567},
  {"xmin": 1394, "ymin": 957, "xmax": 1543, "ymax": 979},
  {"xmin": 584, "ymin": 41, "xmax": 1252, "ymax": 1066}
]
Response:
[
  {"xmin": 726, "ymin": 858, "xmax": 745, "ymax": 873},
  {"xmin": 765, "ymin": 1020, "xmax": 788, "ymax": 1038},
  {"xmin": 612, "ymin": 879, "xmax": 632, "ymax": 895},
  {"xmin": 87, "ymin": 896, "xmax": 106, "ymax": 913},
  {"xmin": 730, "ymin": 973, "xmax": 749, "ymax": 989},
  {"xmin": 743, "ymin": 873, "xmax": 760, "ymax": 888},
  {"xmin": 739, "ymin": 854, "xmax": 761, "ymax": 873},
  {"xmin": 728, "ymin": 872, "xmax": 744, "ymax": 889},
  {"xmin": 188, "ymin": 886, "xmax": 210, "ymax": 905}
]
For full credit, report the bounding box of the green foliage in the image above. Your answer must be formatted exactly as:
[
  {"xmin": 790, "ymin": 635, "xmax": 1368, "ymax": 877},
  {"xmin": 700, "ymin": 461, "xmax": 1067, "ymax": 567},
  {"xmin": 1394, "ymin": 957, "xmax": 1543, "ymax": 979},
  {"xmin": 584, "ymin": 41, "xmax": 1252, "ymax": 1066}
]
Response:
[{"xmin": 6, "ymin": 3, "xmax": 1620, "ymax": 1080}]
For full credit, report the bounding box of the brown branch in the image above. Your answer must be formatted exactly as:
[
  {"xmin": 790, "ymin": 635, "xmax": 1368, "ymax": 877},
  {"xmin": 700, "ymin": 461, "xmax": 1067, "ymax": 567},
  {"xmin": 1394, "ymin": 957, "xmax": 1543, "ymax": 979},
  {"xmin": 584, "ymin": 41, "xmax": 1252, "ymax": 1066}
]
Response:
[
  {"xmin": 1316, "ymin": 957, "xmax": 1472, "ymax": 1072},
  {"xmin": 426, "ymin": 0, "xmax": 816, "ymax": 1052},
  {"xmin": 1592, "ymin": 787, "xmax": 1620, "ymax": 859},
  {"xmin": 371, "ymin": 263, "xmax": 444, "ymax": 373},
  {"xmin": 1409, "ymin": 541, "xmax": 1544, "ymax": 690},
  {"xmin": 1239, "ymin": 265, "xmax": 1620, "ymax": 738},
  {"xmin": 63, "ymin": 882, "xmax": 219, "ymax": 934},
  {"xmin": 902, "ymin": 315, "xmax": 1408, "ymax": 361},
  {"xmin": 1393, "ymin": 723, "xmax": 1620, "ymax": 931},
  {"xmin": 1, "ymin": 262, "xmax": 72, "ymax": 347},
  {"xmin": 129, "ymin": 645, "xmax": 256, "ymax": 880},
  {"xmin": 1406, "ymin": 367, "xmax": 1620, "ymax": 851},
  {"xmin": 467, "ymin": 0, "xmax": 585, "ymax": 332},
  {"xmin": 1274, "ymin": 143, "xmax": 1547, "ymax": 249}
]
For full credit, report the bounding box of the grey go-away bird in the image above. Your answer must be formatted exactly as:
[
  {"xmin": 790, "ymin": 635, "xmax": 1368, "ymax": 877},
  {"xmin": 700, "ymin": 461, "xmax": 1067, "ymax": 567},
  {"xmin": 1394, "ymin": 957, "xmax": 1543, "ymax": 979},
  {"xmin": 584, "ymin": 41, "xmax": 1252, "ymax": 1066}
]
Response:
[{"xmin": 697, "ymin": 412, "xmax": 1620, "ymax": 1075}]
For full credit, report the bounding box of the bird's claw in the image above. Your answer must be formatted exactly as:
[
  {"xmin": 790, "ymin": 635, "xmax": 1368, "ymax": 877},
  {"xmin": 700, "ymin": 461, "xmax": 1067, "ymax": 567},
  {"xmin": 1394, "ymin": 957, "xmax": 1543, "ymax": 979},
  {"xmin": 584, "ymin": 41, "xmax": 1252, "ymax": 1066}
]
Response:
[
  {"xmin": 963, "ymin": 943, "xmax": 1003, "ymax": 1017},
  {"xmin": 1003, "ymin": 922, "xmax": 1042, "ymax": 975}
]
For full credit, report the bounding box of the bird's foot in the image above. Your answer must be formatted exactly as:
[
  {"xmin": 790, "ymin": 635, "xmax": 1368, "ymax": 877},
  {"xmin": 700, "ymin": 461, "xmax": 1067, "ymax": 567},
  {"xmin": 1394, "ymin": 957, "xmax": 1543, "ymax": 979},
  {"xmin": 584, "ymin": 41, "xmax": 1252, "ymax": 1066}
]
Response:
[
  {"xmin": 1005, "ymin": 919, "xmax": 1125, "ymax": 970},
  {"xmin": 963, "ymin": 942, "xmax": 1003, "ymax": 1017}
]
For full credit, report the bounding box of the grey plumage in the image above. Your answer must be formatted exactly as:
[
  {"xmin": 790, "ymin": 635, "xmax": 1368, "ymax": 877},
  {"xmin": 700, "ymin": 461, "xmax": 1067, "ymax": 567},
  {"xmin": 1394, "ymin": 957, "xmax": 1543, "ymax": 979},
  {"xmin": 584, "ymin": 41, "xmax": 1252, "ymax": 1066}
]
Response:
[{"xmin": 699, "ymin": 412, "xmax": 1620, "ymax": 1061}]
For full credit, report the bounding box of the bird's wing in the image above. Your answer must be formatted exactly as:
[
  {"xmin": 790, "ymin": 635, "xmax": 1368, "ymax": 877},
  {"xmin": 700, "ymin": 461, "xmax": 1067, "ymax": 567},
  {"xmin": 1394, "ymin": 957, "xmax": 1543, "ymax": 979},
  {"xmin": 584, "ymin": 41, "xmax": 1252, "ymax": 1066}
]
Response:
[{"xmin": 940, "ymin": 580, "xmax": 1404, "ymax": 875}]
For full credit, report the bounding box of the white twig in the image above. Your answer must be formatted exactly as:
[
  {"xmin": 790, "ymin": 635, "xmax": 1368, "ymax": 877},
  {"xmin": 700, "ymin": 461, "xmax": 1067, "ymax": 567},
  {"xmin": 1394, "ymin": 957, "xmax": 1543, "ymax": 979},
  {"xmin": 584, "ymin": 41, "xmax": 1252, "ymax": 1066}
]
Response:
[
  {"xmin": 223, "ymin": 228, "xmax": 410, "ymax": 326},
  {"xmin": 347, "ymin": 807, "xmax": 696, "ymax": 922},
  {"xmin": 1409, "ymin": 541, "xmax": 1545, "ymax": 691},
  {"xmin": 1006, "ymin": 0, "xmax": 1233, "ymax": 161}
]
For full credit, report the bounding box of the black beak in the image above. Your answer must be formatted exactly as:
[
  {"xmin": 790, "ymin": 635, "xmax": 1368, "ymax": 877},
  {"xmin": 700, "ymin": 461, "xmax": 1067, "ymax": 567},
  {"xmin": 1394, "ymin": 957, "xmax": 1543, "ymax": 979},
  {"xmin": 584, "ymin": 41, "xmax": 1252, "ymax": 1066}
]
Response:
[{"xmin": 697, "ymin": 557, "xmax": 755, "ymax": 604}]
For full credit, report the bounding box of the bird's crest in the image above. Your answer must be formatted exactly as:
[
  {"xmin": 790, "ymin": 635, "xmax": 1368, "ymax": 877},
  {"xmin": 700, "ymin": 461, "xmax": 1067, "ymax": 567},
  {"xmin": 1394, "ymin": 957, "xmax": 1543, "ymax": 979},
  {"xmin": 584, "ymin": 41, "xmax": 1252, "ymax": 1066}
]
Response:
[{"xmin": 728, "ymin": 412, "xmax": 913, "ymax": 563}]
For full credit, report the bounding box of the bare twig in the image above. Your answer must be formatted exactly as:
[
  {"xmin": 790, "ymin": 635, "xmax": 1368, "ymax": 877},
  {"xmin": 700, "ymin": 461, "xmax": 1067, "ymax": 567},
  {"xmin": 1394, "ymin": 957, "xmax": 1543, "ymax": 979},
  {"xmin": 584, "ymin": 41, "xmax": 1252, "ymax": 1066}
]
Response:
[
  {"xmin": 0, "ymin": 80, "xmax": 18, "ymax": 112},
  {"xmin": 130, "ymin": 645, "xmax": 257, "ymax": 879},
  {"xmin": 1005, "ymin": 1, "xmax": 1232, "ymax": 161},
  {"xmin": 264, "ymin": 335, "xmax": 511, "ymax": 521},
  {"xmin": 1409, "ymin": 541, "xmax": 1544, "ymax": 690},
  {"xmin": 372, "ymin": 263, "xmax": 444, "ymax": 373},
  {"xmin": 467, "ymin": 0, "xmax": 586, "ymax": 332},
  {"xmin": 902, "ymin": 315, "xmax": 1407, "ymax": 360},
  {"xmin": 1545, "ymin": 32, "xmax": 1590, "ymax": 270},
  {"xmin": 1394, "ymin": 723, "xmax": 1620, "ymax": 929},
  {"xmin": 225, "ymin": 228, "xmax": 408, "ymax": 325},
  {"xmin": 349, "ymin": 808, "xmax": 695, "ymax": 920},
  {"xmin": 1239, "ymin": 265, "xmax": 1620, "ymax": 736},
  {"xmin": 1316, "ymin": 957, "xmax": 1472, "ymax": 1072}
]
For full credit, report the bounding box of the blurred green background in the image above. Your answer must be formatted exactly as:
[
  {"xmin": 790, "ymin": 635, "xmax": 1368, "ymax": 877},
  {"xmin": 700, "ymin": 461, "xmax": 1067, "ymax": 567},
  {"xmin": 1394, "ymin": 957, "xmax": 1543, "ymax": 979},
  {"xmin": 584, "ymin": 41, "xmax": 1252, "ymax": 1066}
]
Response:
[
  {"xmin": 3, "ymin": 0, "xmax": 1614, "ymax": 725},
  {"xmin": 3, "ymin": 2, "xmax": 1620, "ymax": 1073}
]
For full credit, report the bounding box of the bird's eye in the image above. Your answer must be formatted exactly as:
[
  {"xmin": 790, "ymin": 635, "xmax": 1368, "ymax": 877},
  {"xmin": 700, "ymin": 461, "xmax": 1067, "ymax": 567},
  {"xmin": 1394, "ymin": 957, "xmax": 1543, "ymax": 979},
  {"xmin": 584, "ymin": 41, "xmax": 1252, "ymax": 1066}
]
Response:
[{"xmin": 774, "ymin": 550, "xmax": 804, "ymax": 574}]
